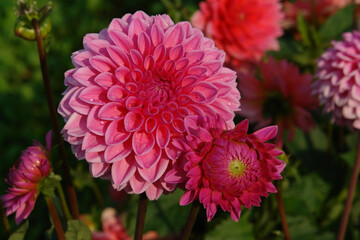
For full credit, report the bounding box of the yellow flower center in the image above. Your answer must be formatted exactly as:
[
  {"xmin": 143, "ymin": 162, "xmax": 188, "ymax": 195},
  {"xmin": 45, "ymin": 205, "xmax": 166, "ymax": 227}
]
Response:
[{"xmin": 228, "ymin": 159, "xmax": 246, "ymax": 178}]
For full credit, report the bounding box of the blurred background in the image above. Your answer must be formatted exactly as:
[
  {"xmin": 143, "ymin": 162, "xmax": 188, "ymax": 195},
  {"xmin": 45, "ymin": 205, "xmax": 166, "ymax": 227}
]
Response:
[{"xmin": 0, "ymin": 0, "xmax": 360, "ymax": 239}]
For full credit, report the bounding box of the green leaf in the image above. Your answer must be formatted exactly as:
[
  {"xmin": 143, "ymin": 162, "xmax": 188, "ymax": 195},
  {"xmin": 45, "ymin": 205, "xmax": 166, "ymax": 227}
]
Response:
[
  {"xmin": 41, "ymin": 172, "xmax": 62, "ymax": 197},
  {"xmin": 297, "ymin": 13, "xmax": 311, "ymax": 47},
  {"xmin": 65, "ymin": 220, "xmax": 92, "ymax": 240},
  {"xmin": 319, "ymin": 4, "xmax": 355, "ymax": 42},
  {"xmin": 9, "ymin": 220, "xmax": 29, "ymax": 240},
  {"xmin": 204, "ymin": 214, "xmax": 254, "ymax": 240}
]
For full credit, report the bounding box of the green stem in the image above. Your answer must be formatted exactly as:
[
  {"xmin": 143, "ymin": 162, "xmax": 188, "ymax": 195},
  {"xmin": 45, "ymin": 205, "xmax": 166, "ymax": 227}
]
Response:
[
  {"xmin": 0, "ymin": 201, "xmax": 11, "ymax": 237},
  {"xmin": 45, "ymin": 196, "xmax": 65, "ymax": 240},
  {"xmin": 90, "ymin": 179, "xmax": 104, "ymax": 208},
  {"xmin": 181, "ymin": 201, "xmax": 200, "ymax": 240},
  {"xmin": 134, "ymin": 193, "xmax": 148, "ymax": 240},
  {"xmin": 337, "ymin": 136, "xmax": 360, "ymax": 240},
  {"xmin": 56, "ymin": 183, "xmax": 72, "ymax": 221},
  {"xmin": 32, "ymin": 18, "xmax": 79, "ymax": 219}
]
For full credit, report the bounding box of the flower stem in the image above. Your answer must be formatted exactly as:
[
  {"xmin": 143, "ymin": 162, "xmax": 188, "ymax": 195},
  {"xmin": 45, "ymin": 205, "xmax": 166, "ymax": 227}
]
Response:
[
  {"xmin": 337, "ymin": 137, "xmax": 360, "ymax": 240},
  {"xmin": 32, "ymin": 18, "xmax": 79, "ymax": 219},
  {"xmin": 134, "ymin": 193, "xmax": 148, "ymax": 240},
  {"xmin": 0, "ymin": 201, "xmax": 11, "ymax": 237},
  {"xmin": 45, "ymin": 196, "xmax": 66, "ymax": 240},
  {"xmin": 274, "ymin": 124, "xmax": 291, "ymax": 240},
  {"xmin": 56, "ymin": 182, "xmax": 72, "ymax": 221},
  {"xmin": 181, "ymin": 201, "xmax": 200, "ymax": 240}
]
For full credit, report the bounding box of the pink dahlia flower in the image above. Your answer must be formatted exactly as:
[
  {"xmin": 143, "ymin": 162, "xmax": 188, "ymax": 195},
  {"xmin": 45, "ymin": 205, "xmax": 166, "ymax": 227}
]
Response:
[
  {"xmin": 313, "ymin": 31, "xmax": 360, "ymax": 130},
  {"xmin": 58, "ymin": 11, "xmax": 240, "ymax": 200},
  {"xmin": 238, "ymin": 57, "xmax": 317, "ymax": 140},
  {"xmin": 191, "ymin": 0, "xmax": 283, "ymax": 71},
  {"xmin": 1, "ymin": 132, "xmax": 52, "ymax": 224},
  {"xmin": 173, "ymin": 115, "xmax": 285, "ymax": 221}
]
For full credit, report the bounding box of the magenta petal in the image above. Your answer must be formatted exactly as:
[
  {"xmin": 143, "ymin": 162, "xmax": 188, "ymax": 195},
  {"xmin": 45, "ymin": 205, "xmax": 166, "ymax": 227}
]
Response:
[
  {"xmin": 129, "ymin": 172, "xmax": 151, "ymax": 193},
  {"xmin": 130, "ymin": 49, "xmax": 143, "ymax": 67},
  {"xmin": 179, "ymin": 190, "xmax": 197, "ymax": 206},
  {"xmin": 138, "ymin": 32, "xmax": 151, "ymax": 56},
  {"xmin": 115, "ymin": 66, "xmax": 131, "ymax": 84},
  {"xmin": 124, "ymin": 112, "xmax": 145, "ymax": 132},
  {"xmin": 107, "ymin": 85, "xmax": 128, "ymax": 102},
  {"xmin": 94, "ymin": 72, "xmax": 117, "ymax": 87},
  {"xmin": 105, "ymin": 120, "xmax": 131, "ymax": 145},
  {"xmin": 135, "ymin": 145, "xmax": 161, "ymax": 169},
  {"xmin": 193, "ymin": 82, "xmax": 219, "ymax": 103},
  {"xmin": 145, "ymin": 183, "xmax": 163, "ymax": 200},
  {"xmin": 80, "ymin": 86, "xmax": 107, "ymax": 105},
  {"xmin": 89, "ymin": 162, "xmax": 110, "ymax": 178},
  {"xmin": 104, "ymin": 140, "xmax": 132, "ymax": 163},
  {"xmin": 201, "ymin": 60, "xmax": 222, "ymax": 76},
  {"xmin": 108, "ymin": 30, "xmax": 134, "ymax": 54},
  {"xmin": 69, "ymin": 88, "xmax": 91, "ymax": 114},
  {"xmin": 98, "ymin": 102, "xmax": 127, "ymax": 120},
  {"xmin": 138, "ymin": 157, "xmax": 169, "ymax": 183},
  {"xmin": 132, "ymin": 130, "xmax": 155, "ymax": 155},
  {"xmin": 85, "ymin": 39, "xmax": 110, "ymax": 55},
  {"xmin": 164, "ymin": 168, "xmax": 186, "ymax": 184},
  {"xmin": 145, "ymin": 117, "xmax": 157, "ymax": 133},
  {"xmin": 89, "ymin": 55, "xmax": 116, "ymax": 72},
  {"xmin": 169, "ymin": 44, "xmax": 184, "ymax": 61},
  {"xmin": 72, "ymin": 66, "xmax": 97, "ymax": 86},
  {"xmin": 106, "ymin": 45, "xmax": 130, "ymax": 67},
  {"xmin": 156, "ymin": 125, "xmax": 170, "ymax": 148},
  {"xmin": 186, "ymin": 50, "xmax": 205, "ymax": 65},
  {"xmin": 82, "ymin": 132, "xmax": 106, "ymax": 152},
  {"xmin": 111, "ymin": 157, "xmax": 136, "ymax": 186},
  {"xmin": 165, "ymin": 142, "xmax": 182, "ymax": 160},
  {"xmin": 164, "ymin": 24, "xmax": 185, "ymax": 48},
  {"xmin": 63, "ymin": 112, "xmax": 87, "ymax": 137},
  {"xmin": 87, "ymin": 106, "xmax": 108, "ymax": 136},
  {"xmin": 253, "ymin": 125, "xmax": 278, "ymax": 142},
  {"xmin": 150, "ymin": 24, "xmax": 164, "ymax": 47}
]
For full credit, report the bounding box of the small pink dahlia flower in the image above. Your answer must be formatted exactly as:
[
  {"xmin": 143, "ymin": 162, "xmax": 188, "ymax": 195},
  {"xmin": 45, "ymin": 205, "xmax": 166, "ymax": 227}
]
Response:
[
  {"xmin": 238, "ymin": 57, "xmax": 317, "ymax": 140},
  {"xmin": 1, "ymin": 132, "xmax": 52, "ymax": 224},
  {"xmin": 191, "ymin": 0, "xmax": 283, "ymax": 70},
  {"xmin": 173, "ymin": 115, "xmax": 285, "ymax": 221},
  {"xmin": 58, "ymin": 11, "xmax": 240, "ymax": 200},
  {"xmin": 313, "ymin": 31, "xmax": 360, "ymax": 130}
]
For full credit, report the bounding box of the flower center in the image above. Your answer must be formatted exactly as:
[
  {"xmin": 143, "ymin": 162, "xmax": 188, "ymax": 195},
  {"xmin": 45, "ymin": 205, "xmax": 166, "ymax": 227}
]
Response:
[
  {"xmin": 262, "ymin": 91, "xmax": 292, "ymax": 120},
  {"xmin": 228, "ymin": 159, "xmax": 246, "ymax": 178}
]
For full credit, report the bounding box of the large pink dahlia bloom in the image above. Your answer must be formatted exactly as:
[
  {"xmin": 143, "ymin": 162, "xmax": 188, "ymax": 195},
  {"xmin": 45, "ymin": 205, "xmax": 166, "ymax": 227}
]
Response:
[
  {"xmin": 58, "ymin": 11, "xmax": 240, "ymax": 200},
  {"xmin": 313, "ymin": 31, "xmax": 360, "ymax": 130},
  {"xmin": 191, "ymin": 0, "xmax": 283, "ymax": 70},
  {"xmin": 1, "ymin": 133, "xmax": 51, "ymax": 224},
  {"xmin": 238, "ymin": 57, "xmax": 317, "ymax": 140},
  {"xmin": 173, "ymin": 115, "xmax": 285, "ymax": 221}
]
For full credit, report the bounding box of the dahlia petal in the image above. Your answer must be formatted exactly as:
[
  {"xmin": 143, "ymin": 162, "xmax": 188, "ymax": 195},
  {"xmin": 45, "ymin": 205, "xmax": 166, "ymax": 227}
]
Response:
[
  {"xmin": 80, "ymin": 86, "xmax": 107, "ymax": 105},
  {"xmin": 83, "ymin": 33, "xmax": 98, "ymax": 44},
  {"xmin": 189, "ymin": 91, "xmax": 206, "ymax": 103},
  {"xmin": 111, "ymin": 157, "xmax": 137, "ymax": 186},
  {"xmin": 87, "ymin": 106, "xmax": 108, "ymax": 136},
  {"xmin": 156, "ymin": 125, "xmax": 170, "ymax": 148},
  {"xmin": 192, "ymin": 82, "xmax": 218, "ymax": 103},
  {"xmin": 179, "ymin": 190, "xmax": 197, "ymax": 206},
  {"xmin": 183, "ymin": 33, "xmax": 203, "ymax": 51},
  {"xmin": 165, "ymin": 142, "xmax": 182, "ymax": 160},
  {"xmin": 72, "ymin": 66, "xmax": 97, "ymax": 86},
  {"xmin": 150, "ymin": 24, "xmax": 164, "ymax": 47},
  {"xmin": 153, "ymin": 44, "xmax": 166, "ymax": 63},
  {"xmin": 199, "ymin": 188, "xmax": 211, "ymax": 204},
  {"xmin": 94, "ymin": 72, "xmax": 117, "ymax": 87},
  {"xmin": 130, "ymin": 49, "xmax": 143, "ymax": 67},
  {"xmin": 105, "ymin": 120, "xmax": 131, "ymax": 145},
  {"xmin": 129, "ymin": 172, "xmax": 151, "ymax": 193},
  {"xmin": 145, "ymin": 117, "xmax": 157, "ymax": 133},
  {"xmin": 351, "ymin": 85, "xmax": 360, "ymax": 101},
  {"xmin": 63, "ymin": 112, "xmax": 87, "ymax": 137},
  {"xmin": 90, "ymin": 55, "xmax": 116, "ymax": 72},
  {"xmin": 187, "ymin": 66, "xmax": 207, "ymax": 76},
  {"xmin": 138, "ymin": 32, "xmax": 151, "ymax": 56},
  {"xmin": 138, "ymin": 157, "xmax": 170, "ymax": 182},
  {"xmin": 85, "ymin": 151, "xmax": 105, "ymax": 163},
  {"xmin": 124, "ymin": 112, "xmax": 145, "ymax": 132},
  {"xmin": 82, "ymin": 132, "xmax": 107, "ymax": 152},
  {"xmin": 69, "ymin": 88, "xmax": 90, "ymax": 115},
  {"xmin": 169, "ymin": 44, "xmax": 184, "ymax": 61},
  {"xmin": 106, "ymin": 45, "xmax": 130, "ymax": 67},
  {"xmin": 172, "ymin": 118, "xmax": 185, "ymax": 132},
  {"xmin": 206, "ymin": 203, "xmax": 217, "ymax": 222},
  {"xmin": 164, "ymin": 168, "xmax": 187, "ymax": 184},
  {"xmin": 210, "ymin": 100, "xmax": 233, "ymax": 122},
  {"xmin": 164, "ymin": 24, "xmax": 185, "ymax": 48},
  {"xmin": 126, "ymin": 96, "xmax": 143, "ymax": 110},
  {"xmin": 72, "ymin": 50, "xmax": 93, "ymax": 67},
  {"xmin": 186, "ymin": 50, "xmax": 205, "ymax": 65},
  {"xmin": 253, "ymin": 125, "xmax": 278, "ymax": 142},
  {"xmin": 144, "ymin": 55, "xmax": 155, "ymax": 71},
  {"xmin": 108, "ymin": 18, "xmax": 129, "ymax": 32},
  {"xmin": 104, "ymin": 140, "xmax": 132, "ymax": 163},
  {"xmin": 108, "ymin": 30, "xmax": 134, "ymax": 54},
  {"xmin": 15, "ymin": 202, "xmax": 33, "ymax": 225},
  {"xmin": 115, "ymin": 66, "xmax": 131, "ymax": 84},
  {"xmin": 182, "ymin": 75, "xmax": 199, "ymax": 88},
  {"xmin": 201, "ymin": 60, "xmax": 222, "ymax": 76},
  {"xmin": 98, "ymin": 102, "xmax": 127, "ymax": 120},
  {"xmin": 107, "ymin": 85, "xmax": 128, "ymax": 102},
  {"xmin": 85, "ymin": 39, "xmax": 110, "ymax": 55},
  {"xmin": 128, "ymin": 17, "xmax": 149, "ymax": 40},
  {"xmin": 175, "ymin": 58, "xmax": 189, "ymax": 71},
  {"xmin": 145, "ymin": 183, "xmax": 163, "ymax": 200},
  {"xmin": 132, "ymin": 130, "xmax": 155, "ymax": 156},
  {"xmin": 135, "ymin": 145, "xmax": 161, "ymax": 169},
  {"xmin": 89, "ymin": 162, "xmax": 110, "ymax": 178}
]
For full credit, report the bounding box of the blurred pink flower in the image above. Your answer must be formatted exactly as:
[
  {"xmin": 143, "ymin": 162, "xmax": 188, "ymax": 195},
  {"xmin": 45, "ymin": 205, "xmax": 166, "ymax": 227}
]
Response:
[
  {"xmin": 174, "ymin": 115, "xmax": 285, "ymax": 221},
  {"xmin": 58, "ymin": 11, "xmax": 240, "ymax": 200},
  {"xmin": 191, "ymin": 0, "xmax": 283, "ymax": 71},
  {"xmin": 313, "ymin": 30, "xmax": 360, "ymax": 130},
  {"xmin": 238, "ymin": 57, "xmax": 317, "ymax": 140},
  {"xmin": 92, "ymin": 208, "xmax": 159, "ymax": 240},
  {"xmin": 1, "ymin": 132, "xmax": 52, "ymax": 224}
]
